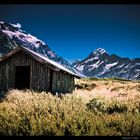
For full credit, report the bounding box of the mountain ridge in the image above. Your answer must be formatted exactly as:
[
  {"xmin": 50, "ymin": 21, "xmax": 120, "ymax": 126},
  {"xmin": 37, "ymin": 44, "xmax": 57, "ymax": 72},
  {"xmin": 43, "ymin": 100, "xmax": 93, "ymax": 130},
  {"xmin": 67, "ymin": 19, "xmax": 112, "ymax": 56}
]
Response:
[
  {"xmin": 0, "ymin": 21, "xmax": 84, "ymax": 77},
  {"xmin": 72, "ymin": 48, "xmax": 140, "ymax": 80}
]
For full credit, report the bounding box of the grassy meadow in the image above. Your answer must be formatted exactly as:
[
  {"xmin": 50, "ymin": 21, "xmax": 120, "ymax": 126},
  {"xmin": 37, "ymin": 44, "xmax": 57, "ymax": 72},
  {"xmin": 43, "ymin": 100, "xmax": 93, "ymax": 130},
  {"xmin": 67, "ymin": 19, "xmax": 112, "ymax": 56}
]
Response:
[{"xmin": 0, "ymin": 78, "xmax": 140, "ymax": 136}]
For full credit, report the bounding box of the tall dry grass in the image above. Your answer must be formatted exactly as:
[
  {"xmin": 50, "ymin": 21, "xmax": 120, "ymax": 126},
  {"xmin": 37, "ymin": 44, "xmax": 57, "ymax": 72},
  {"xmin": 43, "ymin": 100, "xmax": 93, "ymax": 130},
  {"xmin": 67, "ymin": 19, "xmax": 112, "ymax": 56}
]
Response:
[
  {"xmin": 75, "ymin": 78, "xmax": 140, "ymax": 101},
  {"xmin": 0, "ymin": 81, "xmax": 140, "ymax": 136}
]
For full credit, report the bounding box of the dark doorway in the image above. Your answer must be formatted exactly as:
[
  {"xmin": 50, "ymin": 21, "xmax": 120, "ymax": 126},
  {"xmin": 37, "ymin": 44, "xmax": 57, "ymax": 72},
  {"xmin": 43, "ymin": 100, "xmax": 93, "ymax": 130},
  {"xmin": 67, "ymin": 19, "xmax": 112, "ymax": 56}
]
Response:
[
  {"xmin": 49, "ymin": 69, "xmax": 53, "ymax": 92},
  {"xmin": 15, "ymin": 66, "xmax": 30, "ymax": 89}
]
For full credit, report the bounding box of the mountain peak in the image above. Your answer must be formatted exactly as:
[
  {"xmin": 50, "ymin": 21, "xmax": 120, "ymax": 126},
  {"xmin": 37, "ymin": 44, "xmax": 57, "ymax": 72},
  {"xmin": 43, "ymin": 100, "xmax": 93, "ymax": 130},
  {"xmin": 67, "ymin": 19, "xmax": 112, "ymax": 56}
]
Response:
[
  {"xmin": 93, "ymin": 48, "xmax": 107, "ymax": 55},
  {"xmin": 73, "ymin": 47, "xmax": 140, "ymax": 80}
]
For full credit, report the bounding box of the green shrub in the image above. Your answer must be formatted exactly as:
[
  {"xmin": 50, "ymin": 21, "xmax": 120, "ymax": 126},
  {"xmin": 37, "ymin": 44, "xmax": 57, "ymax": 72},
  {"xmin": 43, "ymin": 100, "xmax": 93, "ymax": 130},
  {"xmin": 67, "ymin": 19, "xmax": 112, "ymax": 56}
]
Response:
[
  {"xmin": 107, "ymin": 103, "xmax": 128, "ymax": 114},
  {"xmin": 88, "ymin": 77, "xmax": 99, "ymax": 81},
  {"xmin": 75, "ymin": 83, "xmax": 96, "ymax": 90},
  {"xmin": 86, "ymin": 98, "xmax": 106, "ymax": 114},
  {"xmin": 86, "ymin": 98, "xmax": 128, "ymax": 114}
]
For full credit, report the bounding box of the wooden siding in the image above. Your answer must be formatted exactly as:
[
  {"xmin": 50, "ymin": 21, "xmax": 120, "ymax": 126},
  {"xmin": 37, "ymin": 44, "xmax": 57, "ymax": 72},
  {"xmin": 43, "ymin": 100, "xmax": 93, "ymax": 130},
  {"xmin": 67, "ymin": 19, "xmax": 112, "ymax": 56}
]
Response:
[
  {"xmin": 0, "ymin": 50, "xmax": 75, "ymax": 93},
  {"xmin": 52, "ymin": 71, "xmax": 74, "ymax": 93}
]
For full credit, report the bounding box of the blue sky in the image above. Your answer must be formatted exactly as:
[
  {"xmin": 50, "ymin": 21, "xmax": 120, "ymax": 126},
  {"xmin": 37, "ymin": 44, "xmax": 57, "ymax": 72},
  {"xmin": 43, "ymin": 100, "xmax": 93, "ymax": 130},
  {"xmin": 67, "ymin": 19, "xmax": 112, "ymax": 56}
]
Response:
[{"xmin": 0, "ymin": 5, "xmax": 140, "ymax": 63}]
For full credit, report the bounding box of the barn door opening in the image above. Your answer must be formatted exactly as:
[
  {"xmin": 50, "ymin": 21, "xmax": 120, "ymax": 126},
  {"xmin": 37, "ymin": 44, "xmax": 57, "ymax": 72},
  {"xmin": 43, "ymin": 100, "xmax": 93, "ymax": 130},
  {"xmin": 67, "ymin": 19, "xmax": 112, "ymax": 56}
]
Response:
[
  {"xmin": 15, "ymin": 66, "xmax": 30, "ymax": 89},
  {"xmin": 49, "ymin": 69, "xmax": 53, "ymax": 92}
]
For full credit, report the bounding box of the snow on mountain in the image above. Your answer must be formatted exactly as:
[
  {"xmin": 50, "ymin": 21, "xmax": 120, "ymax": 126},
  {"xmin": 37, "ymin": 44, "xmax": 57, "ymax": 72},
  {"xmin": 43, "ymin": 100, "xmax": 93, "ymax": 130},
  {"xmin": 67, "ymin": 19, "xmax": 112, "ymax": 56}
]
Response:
[
  {"xmin": 10, "ymin": 23, "xmax": 21, "ymax": 28},
  {"xmin": 76, "ymin": 65, "xmax": 84, "ymax": 72},
  {"xmin": 105, "ymin": 62, "xmax": 118, "ymax": 70},
  {"xmin": 93, "ymin": 48, "xmax": 107, "ymax": 55},
  {"xmin": 2, "ymin": 29, "xmax": 46, "ymax": 48},
  {"xmin": 0, "ymin": 21, "xmax": 4, "ymax": 24},
  {"xmin": 85, "ymin": 57, "xmax": 98, "ymax": 63},
  {"xmin": 72, "ymin": 48, "xmax": 140, "ymax": 80},
  {"xmin": 89, "ymin": 60, "xmax": 103, "ymax": 69},
  {"xmin": 0, "ymin": 21, "xmax": 83, "ymax": 77}
]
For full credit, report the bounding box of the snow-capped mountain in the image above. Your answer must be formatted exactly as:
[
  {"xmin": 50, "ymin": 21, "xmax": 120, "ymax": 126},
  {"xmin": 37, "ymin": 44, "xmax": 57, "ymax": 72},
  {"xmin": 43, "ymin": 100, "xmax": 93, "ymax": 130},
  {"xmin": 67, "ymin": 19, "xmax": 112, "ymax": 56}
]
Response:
[
  {"xmin": 72, "ymin": 48, "xmax": 140, "ymax": 80},
  {"xmin": 0, "ymin": 21, "xmax": 83, "ymax": 77}
]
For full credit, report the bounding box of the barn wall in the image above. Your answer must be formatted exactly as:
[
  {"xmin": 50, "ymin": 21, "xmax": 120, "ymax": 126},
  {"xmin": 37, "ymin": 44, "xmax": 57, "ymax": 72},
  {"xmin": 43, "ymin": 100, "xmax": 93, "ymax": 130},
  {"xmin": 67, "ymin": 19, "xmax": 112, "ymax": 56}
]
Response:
[
  {"xmin": 0, "ymin": 63, "xmax": 7, "ymax": 91},
  {"xmin": 0, "ymin": 51, "xmax": 52, "ymax": 92},
  {"xmin": 52, "ymin": 71, "xmax": 74, "ymax": 93},
  {"xmin": 0, "ymin": 50, "xmax": 75, "ymax": 93}
]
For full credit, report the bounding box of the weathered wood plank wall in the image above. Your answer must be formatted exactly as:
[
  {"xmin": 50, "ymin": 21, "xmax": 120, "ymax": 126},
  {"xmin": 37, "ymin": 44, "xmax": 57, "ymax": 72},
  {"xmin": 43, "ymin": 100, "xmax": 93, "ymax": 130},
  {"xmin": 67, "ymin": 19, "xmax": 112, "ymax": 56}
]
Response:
[{"xmin": 0, "ymin": 50, "xmax": 75, "ymax": 93}]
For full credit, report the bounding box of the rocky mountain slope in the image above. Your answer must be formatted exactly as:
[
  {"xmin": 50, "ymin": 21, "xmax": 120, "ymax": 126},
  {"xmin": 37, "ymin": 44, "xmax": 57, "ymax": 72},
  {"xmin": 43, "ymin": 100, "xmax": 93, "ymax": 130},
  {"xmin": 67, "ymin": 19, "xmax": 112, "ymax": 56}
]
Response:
[
  {"xmin": 0, "ymin": 21, "xmax": 82, "ymax": 76},
  {"xmin": 72, "ymin": 48, "xmax": 140, "ymax": 80}
]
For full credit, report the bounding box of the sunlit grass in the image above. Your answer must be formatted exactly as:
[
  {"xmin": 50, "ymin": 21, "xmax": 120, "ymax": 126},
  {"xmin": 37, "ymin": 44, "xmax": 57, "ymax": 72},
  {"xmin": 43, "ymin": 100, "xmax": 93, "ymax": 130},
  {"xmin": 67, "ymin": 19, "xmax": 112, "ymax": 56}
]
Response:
[{"xmin": 0, "ymin": 78, "xmax": 140, "ymax": 136}]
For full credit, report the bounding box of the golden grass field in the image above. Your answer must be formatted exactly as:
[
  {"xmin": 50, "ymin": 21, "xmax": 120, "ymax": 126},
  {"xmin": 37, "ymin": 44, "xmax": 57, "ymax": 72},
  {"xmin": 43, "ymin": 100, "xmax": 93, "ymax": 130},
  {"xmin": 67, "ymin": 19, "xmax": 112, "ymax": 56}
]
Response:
[
  {"xmin": 74, "ymin": 78, "xmax": 140, "ymax": 102},
  {"xmin": 0, "ymin": 78, "xmax": 140, "ymax": 136}
]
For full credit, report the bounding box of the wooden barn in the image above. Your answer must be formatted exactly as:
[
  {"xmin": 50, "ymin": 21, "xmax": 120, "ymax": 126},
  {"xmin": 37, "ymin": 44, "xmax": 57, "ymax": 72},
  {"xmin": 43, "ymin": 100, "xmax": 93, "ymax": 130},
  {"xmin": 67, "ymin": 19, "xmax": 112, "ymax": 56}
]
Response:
[{"xmin": 0, "ymin": 46, "xmax": 81, "ymax": 93}]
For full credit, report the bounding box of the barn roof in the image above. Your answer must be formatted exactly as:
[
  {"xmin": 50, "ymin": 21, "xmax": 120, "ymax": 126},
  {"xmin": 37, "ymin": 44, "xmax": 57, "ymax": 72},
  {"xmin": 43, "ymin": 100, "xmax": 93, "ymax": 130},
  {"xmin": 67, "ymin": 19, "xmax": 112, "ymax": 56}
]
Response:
[{"xmin": 0, "ymin": 46, "xmax": 82, "ymax": 78}]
